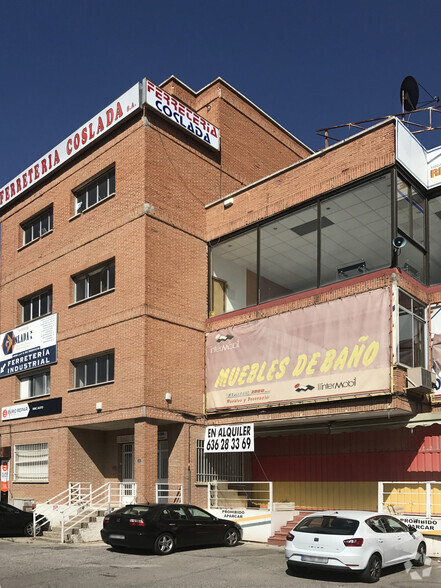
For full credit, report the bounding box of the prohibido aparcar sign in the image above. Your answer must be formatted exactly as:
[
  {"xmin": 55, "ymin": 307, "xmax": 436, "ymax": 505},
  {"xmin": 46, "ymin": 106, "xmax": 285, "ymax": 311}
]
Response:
[{"xmin": 204, "ymin": 424, "xmax": 254, "ymax": 453}]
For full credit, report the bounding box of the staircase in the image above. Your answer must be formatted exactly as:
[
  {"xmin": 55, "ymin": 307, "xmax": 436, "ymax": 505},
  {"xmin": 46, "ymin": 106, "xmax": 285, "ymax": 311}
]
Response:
[
  {"xmin": 32, "ymin": 481, "xmax": 137, "ymax": 543},
  {"xmin": 267, "ymin": 510, "xmax": 317, "ymax": 546}
]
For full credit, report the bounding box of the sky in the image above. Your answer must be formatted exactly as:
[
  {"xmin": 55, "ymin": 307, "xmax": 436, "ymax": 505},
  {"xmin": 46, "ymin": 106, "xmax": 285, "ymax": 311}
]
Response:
[{"xmin": 1, "ymin": 0, "xmax": 441, "ymax": 187}]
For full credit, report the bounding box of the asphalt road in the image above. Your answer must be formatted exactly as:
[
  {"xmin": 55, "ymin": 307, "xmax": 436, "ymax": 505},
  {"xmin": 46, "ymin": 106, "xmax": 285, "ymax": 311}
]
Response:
[{"xmin": 0, "ymin": 538, "xmax": 440, "ymax": 588}]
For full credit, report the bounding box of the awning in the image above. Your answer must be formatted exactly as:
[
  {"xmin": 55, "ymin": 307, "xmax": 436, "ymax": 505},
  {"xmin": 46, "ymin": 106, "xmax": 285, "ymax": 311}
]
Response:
[{"xmin": 406, "ymin": 413, "xmax": 441, "ymax": 428}]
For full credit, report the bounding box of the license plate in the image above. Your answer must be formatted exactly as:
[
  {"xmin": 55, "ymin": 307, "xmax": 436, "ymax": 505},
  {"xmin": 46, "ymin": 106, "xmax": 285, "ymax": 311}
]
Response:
[
  {"xmin": 109, "ymin": 534, "xmax": 125, "ymax": 540},
  {"xmin": 301, "ymin": 555, "xmax": 328, "ymax": 563}
]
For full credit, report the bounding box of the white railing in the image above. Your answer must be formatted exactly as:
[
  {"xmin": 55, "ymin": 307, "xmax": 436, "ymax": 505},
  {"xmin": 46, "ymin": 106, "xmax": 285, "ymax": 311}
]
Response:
[
  {"xmin": 33, "ymin": 481, "xmax": 137, "ymax": 542},
  {"xmin": 208, "ymin": 481, "xmax": 273, "ymax": 510},
  {"xmin": 155, "ymin": 483, "xmax": 183, "ymax": 503},
  {"xmin": 378, "ymin": 481, "xmax": 441, "ymax": 517}
]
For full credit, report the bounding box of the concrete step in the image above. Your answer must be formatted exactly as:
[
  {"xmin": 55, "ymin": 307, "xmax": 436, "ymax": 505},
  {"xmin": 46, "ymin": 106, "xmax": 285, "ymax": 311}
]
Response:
[{"xmin": 267, "ymin": 509, "xmax": 318, "ymax": 547}]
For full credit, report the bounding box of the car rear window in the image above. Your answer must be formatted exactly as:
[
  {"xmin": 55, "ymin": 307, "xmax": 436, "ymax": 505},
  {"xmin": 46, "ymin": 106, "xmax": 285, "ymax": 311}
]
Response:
[
  {"xmin": 120, "ymin": 506, "xmax": 152, "ymax": 517},
  {"xmin": 294, "ymin": 515, "xmax": 359, "ymax": 535}
]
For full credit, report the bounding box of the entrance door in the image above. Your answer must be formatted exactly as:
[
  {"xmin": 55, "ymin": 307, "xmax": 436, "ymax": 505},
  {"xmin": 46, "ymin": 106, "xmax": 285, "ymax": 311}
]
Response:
[
  {"xmin": 157, "ymin": 439, "xmax": 169, "ymax": 503},
  {"xmin": 121, "ymin": 443, "xmax": 135, "ymax": 505}
]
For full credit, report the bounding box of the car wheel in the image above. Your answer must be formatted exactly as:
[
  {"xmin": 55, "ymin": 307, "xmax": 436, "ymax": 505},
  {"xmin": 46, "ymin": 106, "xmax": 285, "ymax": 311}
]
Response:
[
  {"xmin": 360, "ymin": 554, "xmax": 382, "ymax": 583},
  {"xmin": 224, "ymin": 527, "xmax": 239, "ymax": 547},
  {"xmin": 23, "ymin": 521, "xmax": 40, "ymax": 537},
  {"xmin": 412, "ymin": 542, "xmax": 426, "ymax": 567},
  {"xmin": 154, "ymin": 532, "xmax": 175, "ymax": 555}
]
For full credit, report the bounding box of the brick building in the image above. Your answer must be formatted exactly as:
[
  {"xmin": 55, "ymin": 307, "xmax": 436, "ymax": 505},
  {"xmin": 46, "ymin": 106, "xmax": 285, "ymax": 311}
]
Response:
[{"xmin": 1, "ymin": 76, "xmax": 441, "ymax": 534}]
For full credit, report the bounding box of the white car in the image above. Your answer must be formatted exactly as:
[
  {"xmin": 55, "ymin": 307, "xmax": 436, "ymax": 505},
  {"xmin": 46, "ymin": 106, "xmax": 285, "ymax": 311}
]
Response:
[{"xmin": 285, "ymin": 510, "xmax": 426, "ymax": 583}]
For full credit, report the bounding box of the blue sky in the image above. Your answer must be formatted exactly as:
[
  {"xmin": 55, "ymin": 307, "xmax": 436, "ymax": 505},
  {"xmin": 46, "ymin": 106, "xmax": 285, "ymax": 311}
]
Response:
[{"xmin": 1, "ymin": 0, "xmax": 441, "ymax": 187}]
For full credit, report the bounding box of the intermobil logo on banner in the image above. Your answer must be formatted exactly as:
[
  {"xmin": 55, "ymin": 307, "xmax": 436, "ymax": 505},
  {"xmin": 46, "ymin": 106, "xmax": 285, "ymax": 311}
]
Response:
[{"xmin": 206, "ymin": 289, "xmax": 391, "ymax": 411}]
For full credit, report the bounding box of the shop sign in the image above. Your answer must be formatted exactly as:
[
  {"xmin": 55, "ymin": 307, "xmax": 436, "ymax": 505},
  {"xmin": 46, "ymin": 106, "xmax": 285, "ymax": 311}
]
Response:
[
  {"xmin": 204, "ymin": 424, "xmax": 254, "ymax": 452},
  {"xmin": 1, "ymin": 460, "xmax": 9, "ymax": 492},
  {"xmin": 145, "ymin": 79, "xmax": 220, "ymax": 151},
  {"xmin": 0, "ymin": 314, "xmax": 57, "ymax": 378},
  {"xmin": 1, "ymin": 397, "xmax": 62, "ymax": 422},
  {"xmin": 396, "ymin": 119, "xmax": 441, "ymax": 189},
  {"xmin": 206, "ymin": 289, "xmax": 390, "ymax": 412},
  {"xmin": 0, "ymin": 84, "xmax": 141, "ymax": 209},
  {"xmin": 399, "ymin": 516, "xmax": 441, "ymax": 536}
]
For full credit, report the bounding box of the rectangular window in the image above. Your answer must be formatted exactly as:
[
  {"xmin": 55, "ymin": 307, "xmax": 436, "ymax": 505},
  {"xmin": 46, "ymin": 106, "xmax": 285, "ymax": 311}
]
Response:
[
  {"xmin": 21, "ymin": 207, "xmax": 53, "ymax": 246},
  {"xmin": 14, "ymin": 443, "xmax": 48, "ymax": 482},
  {"xmin": 19, "ymin": 370, "xmax": 50, "ymax": 399},
  {"xmin": 20, "ymin": 288, "xmax": 52, "ymax": 323},
  {"xmin": 72, "ymin": 351, "xmax": 114, "ymax": 389},
  {"xmin": 398, "ymin": 290, "xmax": 427, "ymax": 368},
  {"xmin": 196, "ymin": 439, "xmax": 243, "ymax": 483},
  {"xmin": 73, "ymin": 260, "xmax": 115, "ymax": 302},
  {"xmin": 75, "ymin": 168, "xmax": 115, "ymax": 214}
]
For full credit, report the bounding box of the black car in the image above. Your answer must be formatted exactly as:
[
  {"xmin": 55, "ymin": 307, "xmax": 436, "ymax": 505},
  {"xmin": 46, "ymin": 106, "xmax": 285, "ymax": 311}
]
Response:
[
  {"xmin": 101, "ymin": 503, "xmax": 242, "ymax": 555},
  {"xmin": 0, "ymin": 501, "xmax": 49, "ymax": 537}
]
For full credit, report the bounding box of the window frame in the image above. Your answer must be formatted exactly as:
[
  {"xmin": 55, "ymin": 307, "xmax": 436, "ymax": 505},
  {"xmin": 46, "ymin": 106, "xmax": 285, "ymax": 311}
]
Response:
[
  {"xmin": 20, "ymin": 287, "xmax": 52, "ymax": 323},
  {"xmin": 71, "ymin": 351, "xmax": 115, "ymax": 390},
  {"xmin": 18, "ymin": 370, "xmax": 50, "ymax": 400},
  {"xmin": 20, "ymin": 206, "xmax": 53, "ymax": 247},
  {"xmin": 397, "ymin": 289, "xmax": 427, "ymax": 368},
  {"xmin": 14, "ymin": 442, "xmax": 49, "ymax": 483},
  {"xmin": 72, "ymin": 259, "xmax": 115, "ymax": 304},
  {"xmin": 73, "ymin": 167, "xmax": 115, "ymax": 215}
]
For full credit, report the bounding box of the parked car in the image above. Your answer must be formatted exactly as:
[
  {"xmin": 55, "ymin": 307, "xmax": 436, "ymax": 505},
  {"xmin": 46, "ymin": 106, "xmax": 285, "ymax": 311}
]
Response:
[
  {"xmin": 0, "ymin": 501, "xmax": 49, "ymax": 537},
  {"xmin": 101, "ymin": 503, "xmax": 242, "ymax": 555},
  {"xmin": 285, "ymin": 510, "xmax": 426, "ymax": 583}
]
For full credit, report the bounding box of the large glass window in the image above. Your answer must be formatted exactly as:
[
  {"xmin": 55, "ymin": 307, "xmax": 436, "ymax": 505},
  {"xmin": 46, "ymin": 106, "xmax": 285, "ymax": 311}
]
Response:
[
  {"xmin": 320, "ymin": 175, "xmax": 391, "ymax": 286},
  {"xmin": 210, "ymin": 230, "xmax": 257, "ymax": 315},
  {"xmin": 72, "ymin": 351, "xmax": 114, "ymax": 388},
  {"xmin": 260, "ymin": 204, "xmax": 317, "ymax": 303},
  {"xmin": 429, "ymin": 194, "xmax": 441, "ymax": 285},
  {"xmin": 396, "ymin": 176, "xmax": 425, "ymax": 247},
  {"xmin": 209, "ymin": 174, "xmax": 392, "ymax": 316},
  {"xmin": 398, "ymin": 290, "xmax": 427, "ymax": 368},
  {"xmin": 14, "ymin": 443, "xmax": 48, "ymax": 482},
  {"xmin": 20, "ymin": 288, "xmax": 52, "ymax": 323}
]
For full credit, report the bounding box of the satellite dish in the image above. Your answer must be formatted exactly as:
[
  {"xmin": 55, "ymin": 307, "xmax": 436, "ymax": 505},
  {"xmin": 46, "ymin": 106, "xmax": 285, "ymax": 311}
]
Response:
[{"xmin": 400, "ymin": 76, "xmax": 419, "ymax": 111}]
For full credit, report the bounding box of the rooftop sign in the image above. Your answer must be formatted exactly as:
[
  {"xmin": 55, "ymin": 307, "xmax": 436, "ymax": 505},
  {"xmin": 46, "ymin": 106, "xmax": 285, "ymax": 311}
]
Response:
[
  {"xmin": 0, "ymin": 83, "xmax": 141, "ymax": 210},
  {"xmin": 396, "ymin": 119, "xmax": 441, "ymax": 189},
  {"xmin": 145, "ymin": 79, "xmax": 220, "ymax": 151}
]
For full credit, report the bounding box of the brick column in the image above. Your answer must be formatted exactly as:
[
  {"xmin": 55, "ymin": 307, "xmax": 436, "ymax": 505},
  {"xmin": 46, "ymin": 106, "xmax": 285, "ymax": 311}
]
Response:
[{"xmin": 134, "ymin": 420, "xmax": 157, "ymax": 503}]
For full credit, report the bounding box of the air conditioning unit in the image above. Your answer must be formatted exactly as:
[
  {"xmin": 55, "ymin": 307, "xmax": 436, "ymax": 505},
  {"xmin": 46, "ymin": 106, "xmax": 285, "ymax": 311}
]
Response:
[{"xmin": 407, "ymin": 367, "xmax": 435, "ymax": 392}]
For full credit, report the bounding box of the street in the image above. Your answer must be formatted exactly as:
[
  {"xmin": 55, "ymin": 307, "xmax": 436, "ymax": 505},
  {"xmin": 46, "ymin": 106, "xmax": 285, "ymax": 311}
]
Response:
[{"xmin": 0, "ymin": 538, "xmax": 440, "ymax": 588}]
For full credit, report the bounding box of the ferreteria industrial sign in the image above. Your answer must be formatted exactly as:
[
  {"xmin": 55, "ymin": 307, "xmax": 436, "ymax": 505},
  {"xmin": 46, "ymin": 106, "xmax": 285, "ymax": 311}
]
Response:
[
  {"xmin": 204, "ymin": 424, "xmax": 254, "ymax": 453},
  {"xmin": 145, "ymin": 79, "xmax": 220, "ymax": 151},
  {"xmin": 0, "ymin": 84, "xmax": 141, "ymax": 209},
  {"xmin": 205, "ymin": 289, "xmax": 390, "ymax": 412},
  {"xmin": 2, "ymin": 397, "xmax": 62, "ymax": 422},
  {"xmin": 0, "ymin": 314, "xmax": 57, "ymax": 378}
]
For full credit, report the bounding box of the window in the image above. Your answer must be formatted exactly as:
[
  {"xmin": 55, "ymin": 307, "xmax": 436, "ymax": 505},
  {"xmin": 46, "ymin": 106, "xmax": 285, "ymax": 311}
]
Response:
[
  {"xmin": 14, "ymin": 442, "xmax": 48, "ymax": 482},
  {"xmin": 398, "ymin": 290, "xmax": 427, "ymax": 368},
  {"xmin": 72, "ymin": 351, "xmax": 114, "ymax": 388},
  {"xmin": 396, "ymin": 176, "xmax": 425, "ymax": 247},
  {"xmin": 19, "ymin": 370, "xmax": 50, "ymax": 399},
  {"xmin": 209, "ymin": 174, "xmax": 392, "ymax": 316},
  {"xmin": 196, "ymin": 439, "xmax": 243, "ymax": 483},
  {"xmin": 75, "ymin": 168, "xmax": 115, "ymax": 214},
  {"xmin": 73, "ymin": 260, "xmax": 115, "ymax": 302},
  {"xmin": 20, "ymin": 288, "xmax": 52, "ymax": 323},
  {"xmin": 21, "ymin": 207, "xmax": 53, "ymax": 246}
]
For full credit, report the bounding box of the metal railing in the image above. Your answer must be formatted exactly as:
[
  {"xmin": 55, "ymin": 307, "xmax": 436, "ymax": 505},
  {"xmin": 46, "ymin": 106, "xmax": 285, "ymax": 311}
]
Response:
[
  {"xmin": 33, "ymin": 481, "xmax": 137, "ymax": 542},
  {"xmin": 378, "ymin": 481, "xmax": 441, "ymax": 517},
  {"xmin": 208, "ymin": 481, "xmax": 273, "ymax": 510},
  {"xmin": 155, "ymin": 483, "xmax": 183, "ymax": 503}
]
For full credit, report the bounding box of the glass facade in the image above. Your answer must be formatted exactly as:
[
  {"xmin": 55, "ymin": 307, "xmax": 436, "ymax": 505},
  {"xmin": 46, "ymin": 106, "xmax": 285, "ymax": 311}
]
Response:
[{"xmin": 210, "ymin": 174, "xmax": 392, "ymax": 316}]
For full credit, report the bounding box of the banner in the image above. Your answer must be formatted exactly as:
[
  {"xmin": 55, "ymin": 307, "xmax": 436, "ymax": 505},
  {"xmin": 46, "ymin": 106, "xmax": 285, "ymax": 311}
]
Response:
[
  {"xmin": 206, "ymin": 289, "xmax": 390, "ymax": 411},
  {"xmin": 1, "ymin": 460, "xmax": 9, "ymax": 492},
  {"xmin": 0, "ymin": 314, "xmax": 57, "ymax": 378}
]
